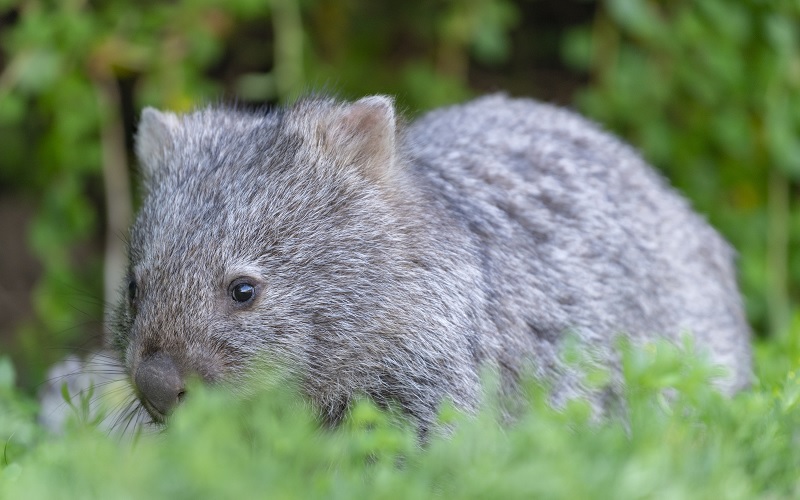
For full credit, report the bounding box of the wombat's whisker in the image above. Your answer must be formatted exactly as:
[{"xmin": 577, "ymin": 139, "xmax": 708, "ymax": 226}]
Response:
[{"xmin": 110, "ymin": 399, "xmax": 140, "ymax": 437}]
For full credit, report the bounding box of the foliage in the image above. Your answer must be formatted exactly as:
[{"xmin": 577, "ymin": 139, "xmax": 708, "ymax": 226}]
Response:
[
  {"xmin": 2, "ymin": 337, "xmax": 800, "ymax": 498},
  {"xmin": 0, "ymin": 357, "xmax": 41, "ymax": 467}
]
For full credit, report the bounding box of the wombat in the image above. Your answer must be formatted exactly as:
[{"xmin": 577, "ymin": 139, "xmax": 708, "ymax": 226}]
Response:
[{"xmin": 113, "ymin": 94, "xmax": 752, "ymax": 430}]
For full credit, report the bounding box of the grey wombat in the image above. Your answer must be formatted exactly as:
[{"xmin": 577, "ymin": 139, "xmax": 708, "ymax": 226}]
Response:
[{"xmin": 114, "ymin": 94, "xmax": 752, "ymax": 429}]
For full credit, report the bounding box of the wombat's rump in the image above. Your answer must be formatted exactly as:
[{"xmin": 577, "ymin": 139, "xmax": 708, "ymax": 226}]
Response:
[{"xmin": 113, "ymin": 95, "xmax": 752, "ymax": 429}]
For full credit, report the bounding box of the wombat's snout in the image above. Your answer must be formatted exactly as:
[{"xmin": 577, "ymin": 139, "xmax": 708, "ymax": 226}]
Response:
[{"xmin": 134, "ymin": 351, "xmax": 186, "ymax": 420}]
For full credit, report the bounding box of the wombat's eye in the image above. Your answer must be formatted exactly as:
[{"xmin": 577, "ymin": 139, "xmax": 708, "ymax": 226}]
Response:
[{"xmin": 231, "ymin": 282, "xmax": 255, "ymax": 303}]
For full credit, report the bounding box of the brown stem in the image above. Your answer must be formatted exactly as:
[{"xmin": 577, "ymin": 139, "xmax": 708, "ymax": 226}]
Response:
[{"xmin": 95, "ymin": 79, "xmax": 133, "ymax": 330}]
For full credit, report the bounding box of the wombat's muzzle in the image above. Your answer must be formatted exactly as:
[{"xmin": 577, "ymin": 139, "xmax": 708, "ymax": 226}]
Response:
[{"xmin": 134, "ymin": 351, "xmax": 185, "ymax": 420}]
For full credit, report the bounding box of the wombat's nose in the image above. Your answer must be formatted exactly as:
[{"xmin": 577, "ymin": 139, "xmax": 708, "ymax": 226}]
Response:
[{"xmin": 134, "ymin": 352, "xmax": 185, "ymax": 418}]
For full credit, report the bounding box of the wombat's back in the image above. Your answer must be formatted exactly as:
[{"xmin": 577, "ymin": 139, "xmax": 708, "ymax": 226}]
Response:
[{"xmin": 406, "ymin": 95, "xmax": 751, "ymax": 401}]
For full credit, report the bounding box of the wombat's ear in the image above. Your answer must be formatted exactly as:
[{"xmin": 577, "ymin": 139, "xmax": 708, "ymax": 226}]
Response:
[
  {"xmin": 136, "ymin": 107, "xmax": 180, "ymax": 179},
  {"xmin": 331, "ymin": 95, "xmax": 397, "ymax": 184}
]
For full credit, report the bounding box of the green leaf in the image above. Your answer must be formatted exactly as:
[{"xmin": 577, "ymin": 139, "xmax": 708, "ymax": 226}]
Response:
[
  {"xmin": 607, "ymin": 0, "xmax": 664, "ymax": 40},
  {"xmin": 561, "ymin": 27, "xmax": 593, "ymax": 72},
  {"xmin": 0, "ymin": 357, "xmax": 15, "ymax": 390},
  {"xmin": 13, "ymin": 50, "xmax": 63, "ymax": 94}
]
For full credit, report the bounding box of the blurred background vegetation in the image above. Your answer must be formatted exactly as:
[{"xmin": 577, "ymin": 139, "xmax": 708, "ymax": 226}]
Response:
[{"xmin": 0, "ymin": 0, "xmax": 798, "ymax": 391}]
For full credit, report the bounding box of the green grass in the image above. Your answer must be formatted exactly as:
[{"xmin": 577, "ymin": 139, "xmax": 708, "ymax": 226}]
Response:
[{"xmin": 2, "ymin": 333, "xmax": 800, "ymax": 499}]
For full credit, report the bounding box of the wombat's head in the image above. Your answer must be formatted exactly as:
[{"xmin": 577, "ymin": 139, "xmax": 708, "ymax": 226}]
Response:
[{"xmin": 114, "ymin": 96, "xmax": 414, "ymax": 423}]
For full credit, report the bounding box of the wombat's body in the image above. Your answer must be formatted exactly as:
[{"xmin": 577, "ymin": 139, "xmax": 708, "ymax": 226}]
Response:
[{"xmin": 115, "ymin": 95, "xmax": 751, "ymax": 429}]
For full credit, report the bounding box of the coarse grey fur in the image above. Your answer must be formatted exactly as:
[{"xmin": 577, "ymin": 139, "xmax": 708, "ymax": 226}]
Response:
[{"xmin": 113, "ymin": 94, "xmax": 752, "ymax": 430}]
